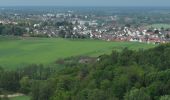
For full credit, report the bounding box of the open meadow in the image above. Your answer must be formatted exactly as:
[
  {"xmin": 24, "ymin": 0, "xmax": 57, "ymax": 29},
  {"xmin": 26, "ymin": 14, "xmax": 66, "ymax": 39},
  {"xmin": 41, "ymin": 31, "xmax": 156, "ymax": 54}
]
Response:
[
  {"xmin": 146, "ymin": 24, "xmax": 170, "ymax": 29},
  {"xmin": 10, "ymin": 95, "xmax": 30, "ymax": 100},
  {"xmin": 0, "ymin": 36, "xmax": 155, "ymax": 69}
]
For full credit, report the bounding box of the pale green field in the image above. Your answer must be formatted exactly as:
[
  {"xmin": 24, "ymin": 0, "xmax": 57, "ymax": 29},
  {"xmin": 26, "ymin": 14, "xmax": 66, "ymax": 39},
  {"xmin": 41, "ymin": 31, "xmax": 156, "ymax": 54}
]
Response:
[
  {"xmin": 146, "ymin": 24, "xmax": 170, "ymax": 29},
  {"xmin": 0, "ymin": 37, "xmax": 155, "ymax": 69},
  {"xmin": 10, "ymin": 96, "xmax": 30, "ymax": 100}
]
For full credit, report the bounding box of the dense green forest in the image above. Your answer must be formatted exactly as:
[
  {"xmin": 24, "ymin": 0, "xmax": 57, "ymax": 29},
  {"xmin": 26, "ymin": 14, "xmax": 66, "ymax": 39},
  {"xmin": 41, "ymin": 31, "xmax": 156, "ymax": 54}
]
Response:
[
  {"xmin": 0, "ymin": 24, "xmax": 26, "ymax": 36},
  {"xmin": 0, "ymin": 43, "xmax": 170, "ymax": 100}
]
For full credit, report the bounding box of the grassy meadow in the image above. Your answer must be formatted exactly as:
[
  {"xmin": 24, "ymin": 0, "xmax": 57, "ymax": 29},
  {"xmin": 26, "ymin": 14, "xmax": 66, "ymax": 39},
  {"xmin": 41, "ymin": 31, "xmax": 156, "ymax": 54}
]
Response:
[
  {"xmin": 0, "ymin": 37, "xmax": 155, "ymax": 69},
  {"xmin": 146, "ymin": 24, "xmax": 170, "ymax": 29},
  {"xmin": 10, "ymin": 96, "xmax": 30, "ymax": 100}
]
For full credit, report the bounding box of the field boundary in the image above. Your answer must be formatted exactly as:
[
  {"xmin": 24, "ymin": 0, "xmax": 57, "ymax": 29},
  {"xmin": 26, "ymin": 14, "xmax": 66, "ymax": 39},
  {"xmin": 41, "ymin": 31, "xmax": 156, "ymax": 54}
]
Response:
[{"xmin": 0, "ymin": 93, "xmax": 24, "ymax": 98}]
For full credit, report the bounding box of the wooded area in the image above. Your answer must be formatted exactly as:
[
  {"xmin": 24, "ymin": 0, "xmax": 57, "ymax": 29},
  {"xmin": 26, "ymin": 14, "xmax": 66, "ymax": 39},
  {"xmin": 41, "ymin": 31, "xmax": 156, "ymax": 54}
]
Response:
[{"xmin": 0, "ymin": 43, "xmax": 170, "ymax": 100}]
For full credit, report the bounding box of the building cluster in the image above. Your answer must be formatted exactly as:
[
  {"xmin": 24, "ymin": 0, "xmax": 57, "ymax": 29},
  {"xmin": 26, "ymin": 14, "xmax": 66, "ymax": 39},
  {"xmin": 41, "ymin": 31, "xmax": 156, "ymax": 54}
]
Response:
[{"xmin": 0, "ymin": 9, "xmax": 170, "ymax": 44}]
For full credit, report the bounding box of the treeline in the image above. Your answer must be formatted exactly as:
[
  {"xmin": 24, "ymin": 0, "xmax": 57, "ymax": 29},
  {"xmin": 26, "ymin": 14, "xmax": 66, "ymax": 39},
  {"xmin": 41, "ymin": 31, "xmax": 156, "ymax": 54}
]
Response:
[
  {"xmin": 0, "ymin": 65, "xmax": 55, "ymax": 96},
  {"xmin": 0, "ymin": 24, "xmax": 26, "ymax": 36},
  {"xmin": 0, "ymin": 44, "xmax": 170, "ymax": 100}
]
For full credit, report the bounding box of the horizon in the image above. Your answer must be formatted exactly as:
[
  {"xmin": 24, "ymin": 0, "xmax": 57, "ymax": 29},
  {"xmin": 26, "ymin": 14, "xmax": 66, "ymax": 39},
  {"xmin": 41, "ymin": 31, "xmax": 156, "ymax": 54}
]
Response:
[
  {"xmin": 1, "ymin": 0, "xmax": 170, "ymax": 7},
  {"xmin": 1, "ymin": 5, "xmax": 170, "ymax": 8}
]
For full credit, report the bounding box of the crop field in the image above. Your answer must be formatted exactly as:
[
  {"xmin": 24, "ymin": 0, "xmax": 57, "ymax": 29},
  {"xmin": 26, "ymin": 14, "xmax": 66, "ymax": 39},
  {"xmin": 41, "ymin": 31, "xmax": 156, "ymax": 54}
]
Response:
[
  {"xmin": 10, "ymin": 95, "xmax": 30, "ymax": 100},
  {"xmin": 146, "ymin": 24, "xmax": 170, "ymax": 29},
  {"xmin": 0, "ymin": 37, "xmax": 155, "ymax": 69}
]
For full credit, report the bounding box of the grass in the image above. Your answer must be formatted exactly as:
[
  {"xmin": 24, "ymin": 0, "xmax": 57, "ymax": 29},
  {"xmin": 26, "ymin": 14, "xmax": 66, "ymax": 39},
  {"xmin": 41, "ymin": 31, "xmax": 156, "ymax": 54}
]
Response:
[
  {"xmin": 0, "ymin": 37, "xmax": 155, "ymax": 69},
  {"xmin": 146, "ymin": 24, "xmax": 170, "ymax": 29},
  {"xmin": 10, "ymin": 95, "xmax": 30, "ymax": 100}
]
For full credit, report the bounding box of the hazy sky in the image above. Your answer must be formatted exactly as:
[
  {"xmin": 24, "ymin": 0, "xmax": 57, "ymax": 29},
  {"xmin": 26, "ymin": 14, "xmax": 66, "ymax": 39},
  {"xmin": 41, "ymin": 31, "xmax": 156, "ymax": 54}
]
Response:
[{"xmin": 0, "ymin": 0, "xmax": 170, "ymax": 6}]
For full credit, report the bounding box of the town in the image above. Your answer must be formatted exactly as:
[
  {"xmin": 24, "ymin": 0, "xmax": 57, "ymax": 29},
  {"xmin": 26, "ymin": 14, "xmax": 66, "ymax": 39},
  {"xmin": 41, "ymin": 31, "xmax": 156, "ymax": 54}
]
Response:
[{"xmin": 0, "ymin": 7, "xmax": 170, "ymax": 44}]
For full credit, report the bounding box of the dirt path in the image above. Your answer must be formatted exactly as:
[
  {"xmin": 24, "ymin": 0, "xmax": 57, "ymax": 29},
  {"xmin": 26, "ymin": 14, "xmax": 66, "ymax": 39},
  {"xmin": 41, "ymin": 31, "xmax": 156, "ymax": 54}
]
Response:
[{"xmin": 0, "ymin": 93, "xmax": 24, "ymax": 98}]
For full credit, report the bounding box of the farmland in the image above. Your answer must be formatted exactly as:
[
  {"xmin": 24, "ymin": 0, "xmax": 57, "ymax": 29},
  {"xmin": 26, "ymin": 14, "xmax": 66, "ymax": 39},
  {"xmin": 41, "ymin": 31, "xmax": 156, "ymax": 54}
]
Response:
[
  {"xmin": 146, "ymin": 24, "xmax": 170, "ymax": 29},
  {"xmin": 0, "ymin": 37, "xmax": 155, "ymax": 69},
  {"xmin": 10, "ymin": 95, "xmax": 30, "ymax": 100}
]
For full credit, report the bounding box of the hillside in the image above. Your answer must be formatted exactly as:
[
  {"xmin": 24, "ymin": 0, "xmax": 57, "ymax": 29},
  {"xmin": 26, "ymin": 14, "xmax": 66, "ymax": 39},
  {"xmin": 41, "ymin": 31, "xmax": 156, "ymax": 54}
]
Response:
[
  {"xmin": 0, "ymin": 43, "xmax": 170, "ymax": 100},
  {"xmin": 0, "ymin": 37, "xmax": 155, "ymax": 69}
]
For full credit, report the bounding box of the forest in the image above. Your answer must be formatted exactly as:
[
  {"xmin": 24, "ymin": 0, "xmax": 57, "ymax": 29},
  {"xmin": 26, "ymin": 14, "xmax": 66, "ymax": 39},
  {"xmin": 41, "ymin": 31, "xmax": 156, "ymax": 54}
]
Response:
[
  {"xmin": 0, "ymin": 43, "xmax": 170, "ymax": 100},
  {"xmin": 0, "ymin": 24, "xmax": 26, "ymax": 36}
]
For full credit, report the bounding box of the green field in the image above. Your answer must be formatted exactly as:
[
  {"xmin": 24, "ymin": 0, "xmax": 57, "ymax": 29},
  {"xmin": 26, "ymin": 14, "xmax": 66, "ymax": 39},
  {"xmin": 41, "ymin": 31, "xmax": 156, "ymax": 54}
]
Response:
[
  {"xmin": 10, "ymin": 96, "xmax": 30, "ymax": 100},
  {"xmin": 146, "ymin": 24, "xmax": 170, "ymax": 29},
  {"xmin": 0, "ymin": 37, "xmax": 155, "ymax": 69}
]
